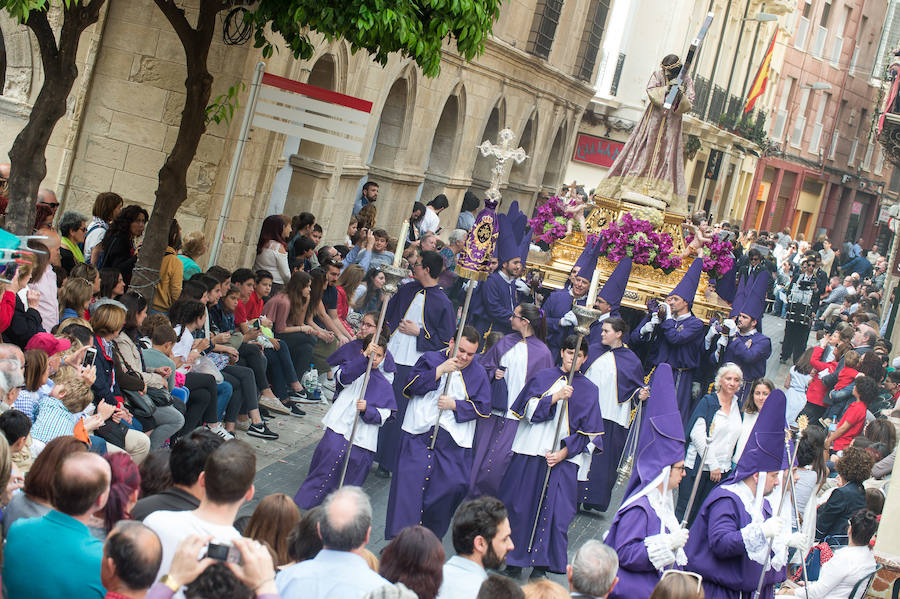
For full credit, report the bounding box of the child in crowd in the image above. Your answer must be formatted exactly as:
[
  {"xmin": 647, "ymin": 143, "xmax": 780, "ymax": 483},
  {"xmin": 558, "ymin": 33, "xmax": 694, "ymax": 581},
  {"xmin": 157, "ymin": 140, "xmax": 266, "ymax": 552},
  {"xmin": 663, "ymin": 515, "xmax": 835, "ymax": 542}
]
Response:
[{"xmin": 0, "ymin": 410, "xmax": 34, "ymax": 473}]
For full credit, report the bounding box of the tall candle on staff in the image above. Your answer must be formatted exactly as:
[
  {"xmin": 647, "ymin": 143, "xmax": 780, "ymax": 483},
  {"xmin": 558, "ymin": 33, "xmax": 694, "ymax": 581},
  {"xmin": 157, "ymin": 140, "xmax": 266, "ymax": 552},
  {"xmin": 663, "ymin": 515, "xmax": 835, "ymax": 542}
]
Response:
[
  {"xmin": 585, "ymin": 261, "xmax": 603, "ymax": 306},
  {"xmin": 393, "ymin": 221, "xmax": 409, "ymax": 268}
]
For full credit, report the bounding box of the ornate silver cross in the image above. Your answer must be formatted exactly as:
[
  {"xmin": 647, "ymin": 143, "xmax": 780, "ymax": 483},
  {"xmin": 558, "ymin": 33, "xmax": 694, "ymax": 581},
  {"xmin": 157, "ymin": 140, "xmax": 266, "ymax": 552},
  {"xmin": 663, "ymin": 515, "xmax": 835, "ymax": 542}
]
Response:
[{"xmin": 477, "ymin": 127, "xmax": 528, "ymax": 205}]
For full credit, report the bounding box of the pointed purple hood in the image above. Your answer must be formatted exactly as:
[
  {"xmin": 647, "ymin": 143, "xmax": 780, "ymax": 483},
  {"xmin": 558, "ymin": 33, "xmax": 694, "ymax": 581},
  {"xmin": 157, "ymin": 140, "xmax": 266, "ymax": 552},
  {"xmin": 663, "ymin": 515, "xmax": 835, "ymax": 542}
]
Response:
[
  {"xmin": 732, "ymin": 389, "xmax": 788, "ymax": 482},
  {"xmin": 574, "ymin": 237, "xmax": 602, "ymax": 282},
  {"xmin": 598, "ymin": 257, "xmax": 632, "ymax": 313},
  {"xmin": 495, "ymin": 201, "xmax": 529, "ymax": 265},
  {"xmin": 716, "ymin": 265, "xmax": 738, "ymax": 304},
  {"xmin": 622, "ymin": 363, "xmax": 686, "ymax": 502},
  {"xmin": 669, "ymin": 258, "xmax": 703, "ymax": 307},
  {"xmin": 737, "ymin": 271, "xmax": 770, "ymax": 323}
]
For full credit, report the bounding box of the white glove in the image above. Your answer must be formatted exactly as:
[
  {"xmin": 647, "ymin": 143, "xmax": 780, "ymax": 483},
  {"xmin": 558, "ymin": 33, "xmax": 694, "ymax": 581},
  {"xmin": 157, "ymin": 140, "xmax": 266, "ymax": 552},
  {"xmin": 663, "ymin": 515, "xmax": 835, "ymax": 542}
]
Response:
[
  {"xmin": 650, "ymin": 311, "xmax": 661, "ymax": 325},
  {"xmin": 723, "ymin": 318, "xmax": 737, "ymax": 336},
  {"xmin": 663, "ymin": 302, "xmax": 673, "ymax": 320},
  {"xmin": 515, "ymin": 279, "xmax": 530, "ymax": 293},
  {"xmin": 560, "ymin": 311, "xmax": 578, "ymax": 327},
  {"xmin": 705, "ymin": 323, "xmax": 719, "ymax": 343},
  {"xmin": 786, "ymin": 531, "xmax": 808, "ymax": 551},
  {"xmin": 666, "ymin": 527, "xmax": 690, "ymax": 550},
  {"xmin": 640, "ymin": 320, "xmax": 656, "ymax": 335},
  {"xmin": 717, "ymin": 335, "xmax": 729, "ymax": 349},
  {"xmin": 761, "ymin": 516, "xmax": 784, "ymax": 539}
]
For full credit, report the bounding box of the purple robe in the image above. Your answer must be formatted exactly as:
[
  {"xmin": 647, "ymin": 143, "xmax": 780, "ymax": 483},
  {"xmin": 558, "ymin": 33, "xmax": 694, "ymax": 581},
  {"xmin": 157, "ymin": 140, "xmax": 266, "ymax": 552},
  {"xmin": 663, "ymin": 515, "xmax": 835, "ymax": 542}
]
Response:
[
  {"xmin": 294, "ymin": 353, "xmax": 396, "ymax": 509},
  {"xmin": 605, "ymin": 495, "xmax": 677, "ymax": 599},
  {"xmin": 384, "ymin": 281, "xmax": 456, "ymax": 353},
  {"xmin": 580, "ymin": 346, "xmax": 644, "ymax": 510},
  {"xmin": 635, "ymin": 314, "xmax": 705, "ymax": 426},
  {"xmin": 377, "ymin": 281, "xmax": 455, "ymax": 472},
  {"xmin": 542, "ymin": 289, "xmax": 587, "ymax": 357},
  {"xmin": 469, "ymin": 333, "xmax": 554, "ymax": 499},
  {"xmin": 384, "ymin": 350, "xmax": 491, "ymax": 540},
  {"xmin": 685, "ymin": 486, "xmax": 781, "ymax": 599},
  {"xmin": 468, "ymin": 271, "xmax": 516, "ymax": 336},
  {"xmin": 500, "ymin": 368, "xmax": 604, "ymax": 573}
]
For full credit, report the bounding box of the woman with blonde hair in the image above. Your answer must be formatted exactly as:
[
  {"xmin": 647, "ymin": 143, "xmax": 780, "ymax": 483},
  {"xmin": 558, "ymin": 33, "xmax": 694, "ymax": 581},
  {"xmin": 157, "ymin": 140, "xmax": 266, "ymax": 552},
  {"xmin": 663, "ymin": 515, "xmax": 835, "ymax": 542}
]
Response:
[
  {"xmin": 178, "ymin": 231, "xmax": 206, "ymax": 280},
  {"xmin": 243, "ymin": 493, "xmax": 300, "ymax": 566},
  {"xmin": 521, "ymin": 579, "xmax": 571, "ymax": 599},
  {"xmin": 675, "ymin": 362, "xmax": 744, "ymax": 527},
  {"xmin": 58, "ymin": 277, "xmax": 94, "ymax": 321}
]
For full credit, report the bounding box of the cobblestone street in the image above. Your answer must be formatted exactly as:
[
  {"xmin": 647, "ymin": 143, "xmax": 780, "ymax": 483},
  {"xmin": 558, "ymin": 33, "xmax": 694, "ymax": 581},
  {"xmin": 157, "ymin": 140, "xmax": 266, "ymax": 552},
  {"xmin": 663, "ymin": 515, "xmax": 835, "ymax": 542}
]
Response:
[{"xmin": 241, "ymin": 312, "xmax": 802, "ymax": 583}]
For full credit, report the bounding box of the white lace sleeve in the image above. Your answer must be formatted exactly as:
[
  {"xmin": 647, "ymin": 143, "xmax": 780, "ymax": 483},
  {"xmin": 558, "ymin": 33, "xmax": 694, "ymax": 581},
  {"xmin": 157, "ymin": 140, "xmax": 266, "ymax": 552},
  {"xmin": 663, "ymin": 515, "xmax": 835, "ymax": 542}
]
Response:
[
  {"xmin": 644, "ymin": 534, "xmax": 677, "ymax": 570},
  {"xmin": 740, "ymin": 522, "xmax": 770, "ymax": 565}
]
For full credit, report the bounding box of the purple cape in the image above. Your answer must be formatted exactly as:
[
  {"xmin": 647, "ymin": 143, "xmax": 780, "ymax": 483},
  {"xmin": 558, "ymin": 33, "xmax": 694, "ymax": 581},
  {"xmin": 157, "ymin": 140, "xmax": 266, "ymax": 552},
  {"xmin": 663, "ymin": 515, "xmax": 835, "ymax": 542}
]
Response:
[
  {"xmin": 469, "ymin": 333, "xmax": 554, "ymax": 499},
  {"xmin": 328, "ymin": 339, "xmax": 397, "ymax": 374},
  {"xmin": 385, "ymin": 281, "xmax": 455, "ymax": 352},
  {"xmin": 468, "ymin": 270, "xmax": 517, "ymax": 336},
  {"xmin": 684, "ymin": 486, "xmax": 780, "ymax": 598},
  {"xmin": 480, "ymin": 332, "xmax": 554, "ymax": 412},
  {"xmin": 606, "ymin": 495, "xmax": 677, "ymax": 599}
]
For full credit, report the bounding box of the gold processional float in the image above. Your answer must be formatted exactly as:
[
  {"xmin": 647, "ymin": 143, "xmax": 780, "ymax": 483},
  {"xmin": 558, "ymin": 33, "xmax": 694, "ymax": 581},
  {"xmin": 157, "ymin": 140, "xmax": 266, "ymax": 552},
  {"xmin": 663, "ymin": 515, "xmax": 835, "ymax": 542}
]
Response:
[{"xmin": 526, "ymin": 194, "xmax": 732, "ymax": 324}]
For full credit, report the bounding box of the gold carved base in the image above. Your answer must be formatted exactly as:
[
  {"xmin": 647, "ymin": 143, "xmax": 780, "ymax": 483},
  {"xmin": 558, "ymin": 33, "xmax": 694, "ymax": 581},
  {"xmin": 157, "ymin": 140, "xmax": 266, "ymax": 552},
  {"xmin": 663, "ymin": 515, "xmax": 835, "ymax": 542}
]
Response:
[{"xmin": 526, "ymin": 195, "xmax": 731, "ymax": 323}]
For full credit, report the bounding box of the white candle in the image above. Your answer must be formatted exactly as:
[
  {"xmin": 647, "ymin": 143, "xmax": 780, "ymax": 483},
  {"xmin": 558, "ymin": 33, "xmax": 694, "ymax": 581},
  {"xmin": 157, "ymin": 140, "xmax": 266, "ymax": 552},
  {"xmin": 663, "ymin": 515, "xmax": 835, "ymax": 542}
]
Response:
[
  {"xmin": 585, "ymin": 265, "xmax": 603, "ymax": 307},
  {"xmin": 394, "ymin": 221, "xmax": 409, "ymax": 268}
]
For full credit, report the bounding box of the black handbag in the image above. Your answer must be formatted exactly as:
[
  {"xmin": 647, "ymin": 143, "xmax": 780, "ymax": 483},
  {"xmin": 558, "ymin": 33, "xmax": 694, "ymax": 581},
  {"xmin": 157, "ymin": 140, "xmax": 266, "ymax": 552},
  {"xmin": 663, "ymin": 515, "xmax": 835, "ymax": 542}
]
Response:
[
  {"xmin": 146, "ymin": 386, "xmax": 174, "ymax": 407},
  {"xmin": 122, "ymin": 388, "xmax": 156, "ymax": 419}
]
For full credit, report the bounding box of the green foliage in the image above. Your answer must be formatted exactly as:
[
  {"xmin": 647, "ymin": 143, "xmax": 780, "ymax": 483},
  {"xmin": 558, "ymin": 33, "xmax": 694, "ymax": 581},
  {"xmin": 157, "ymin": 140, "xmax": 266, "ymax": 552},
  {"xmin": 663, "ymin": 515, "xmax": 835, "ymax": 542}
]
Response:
[
  {"xmin": 2, "ymin": 0, "xmax": 48, "ymax": 22},
  {"xmin": 245, "ymin": 0, "xmax": 503, "ymax": 78},
  {"xmin": 205, "ymin": 82, "xmax": 245, "ymax": 125}
]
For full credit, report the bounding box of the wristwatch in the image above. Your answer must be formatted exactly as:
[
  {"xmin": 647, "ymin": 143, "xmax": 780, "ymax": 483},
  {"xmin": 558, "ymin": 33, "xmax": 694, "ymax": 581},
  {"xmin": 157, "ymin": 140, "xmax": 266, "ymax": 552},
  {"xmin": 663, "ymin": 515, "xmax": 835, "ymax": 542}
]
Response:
[{"xmin": 160, "ymin": 574, "xmax": 181, "ymax": 592}]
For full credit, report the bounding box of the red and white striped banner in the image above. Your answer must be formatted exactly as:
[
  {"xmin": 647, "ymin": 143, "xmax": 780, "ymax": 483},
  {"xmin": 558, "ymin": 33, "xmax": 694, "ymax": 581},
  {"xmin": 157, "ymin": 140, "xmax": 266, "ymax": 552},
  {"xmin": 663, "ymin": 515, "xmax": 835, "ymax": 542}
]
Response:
[{"xmin": 252, "ymin": 73, "xmax": 373, "ymax": 155}]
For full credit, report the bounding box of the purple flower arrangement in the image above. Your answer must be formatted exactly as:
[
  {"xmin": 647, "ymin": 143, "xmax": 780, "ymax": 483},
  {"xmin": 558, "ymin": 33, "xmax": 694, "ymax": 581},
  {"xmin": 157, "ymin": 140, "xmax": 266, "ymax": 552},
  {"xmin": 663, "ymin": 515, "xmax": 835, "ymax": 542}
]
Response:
[
  {"xmin": 528, "ymin": 196, "xmax": 571, "ymax": 245},
  {"xmin": 597, "ymin": 213, "xmax": 682, "ymax": 274},
  {"xmin": 685, "ymin": 233, "xmax": 735, "ymax": 278}
]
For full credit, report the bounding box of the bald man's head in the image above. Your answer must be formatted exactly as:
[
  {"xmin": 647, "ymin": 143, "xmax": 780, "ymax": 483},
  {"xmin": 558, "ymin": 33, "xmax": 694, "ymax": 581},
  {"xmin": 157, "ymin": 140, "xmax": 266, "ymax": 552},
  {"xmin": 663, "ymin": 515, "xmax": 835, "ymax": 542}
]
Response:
[
  {"xmin": 319, "ymin": 486, "xmax": 372, "ymax": 551},
  {"xmin": 0, "ymin": 343, "xmax": 24, "ymax": 364},
  {"xmin": 35, "ymin": 227, "xmax": 61, "ymax": 266},
  {"xmin": 53, "ymin": 452, "xmax": 111, "ymax": 516},
  {"xmin": 103, "ymin": 522, "xmax": 163, "ymax": 592}
]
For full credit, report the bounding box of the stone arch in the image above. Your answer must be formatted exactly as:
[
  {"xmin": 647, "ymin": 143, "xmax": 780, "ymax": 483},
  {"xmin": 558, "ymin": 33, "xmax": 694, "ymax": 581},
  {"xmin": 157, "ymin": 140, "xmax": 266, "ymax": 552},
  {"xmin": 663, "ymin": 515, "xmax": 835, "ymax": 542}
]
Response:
[
  {"xmin": 369, "ymin": 70, "xmax": 416, "ymax": 170},
  {"xmin": 296, "ymin": 53, "xmax": 338, "ymax": 162},
  {"xmin": 471, "ymin": 98, "xmax": 507, "ymax": 192},
  {"xmin": 421, "ymin": 87, "xmax": 464, "ymax": 204},
  {"xmin": 541, "ymin": 120, "xmax": 568, "ymax": 193},
  {"xmin": 509, "ymin": 107, "xmax": 538, "ymax": 185}
]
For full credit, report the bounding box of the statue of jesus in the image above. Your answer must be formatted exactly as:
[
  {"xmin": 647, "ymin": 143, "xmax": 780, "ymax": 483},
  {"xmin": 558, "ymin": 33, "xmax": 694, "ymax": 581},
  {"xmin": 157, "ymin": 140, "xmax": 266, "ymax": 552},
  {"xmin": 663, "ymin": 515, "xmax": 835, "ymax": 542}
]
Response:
[{"xmin": 595, "ymin": 54, "xmax": 694, "ymax": 214}]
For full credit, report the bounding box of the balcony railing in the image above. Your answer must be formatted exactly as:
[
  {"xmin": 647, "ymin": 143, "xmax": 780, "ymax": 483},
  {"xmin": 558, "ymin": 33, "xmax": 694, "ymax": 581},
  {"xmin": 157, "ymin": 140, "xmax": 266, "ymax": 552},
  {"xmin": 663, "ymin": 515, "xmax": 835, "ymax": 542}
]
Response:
[{"xmin": 692, "ymin": 76, "xmax": 710, "ymax": 118}]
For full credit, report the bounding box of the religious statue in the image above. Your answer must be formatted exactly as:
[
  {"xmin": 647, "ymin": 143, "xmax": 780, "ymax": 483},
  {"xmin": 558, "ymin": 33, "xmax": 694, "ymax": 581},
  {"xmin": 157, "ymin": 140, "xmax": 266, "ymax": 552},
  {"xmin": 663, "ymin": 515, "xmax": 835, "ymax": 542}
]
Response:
[
  {"xmin": 681, "ymin": 210, "xmax": 713, "ymax": 257},
  {"xmin": 563, "ymin": 181, "xmax": 588, "ymax": 237},
  {"xmin": 595, "ymin": 54, "xmax": 695, "ymax": 214}
]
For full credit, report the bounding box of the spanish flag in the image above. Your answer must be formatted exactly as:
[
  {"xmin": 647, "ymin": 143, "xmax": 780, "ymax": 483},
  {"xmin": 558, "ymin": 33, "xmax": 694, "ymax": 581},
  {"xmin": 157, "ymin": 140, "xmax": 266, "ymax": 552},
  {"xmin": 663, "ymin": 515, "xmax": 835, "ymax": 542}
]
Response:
[{"xmin": 744, "ymin": 31, "xmax": 777, "ymax": 113}]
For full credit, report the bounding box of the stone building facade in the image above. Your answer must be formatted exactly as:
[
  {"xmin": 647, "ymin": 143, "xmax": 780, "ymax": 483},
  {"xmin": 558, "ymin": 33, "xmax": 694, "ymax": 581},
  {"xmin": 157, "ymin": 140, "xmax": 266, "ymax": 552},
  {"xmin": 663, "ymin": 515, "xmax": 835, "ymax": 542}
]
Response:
[
  {"xmin": 1, "ymin": 0, "xmax": 608, "ymax": 268},
  {"xmin": 745, "ymin": 0, "xmax": 898, "ymax": 249}
]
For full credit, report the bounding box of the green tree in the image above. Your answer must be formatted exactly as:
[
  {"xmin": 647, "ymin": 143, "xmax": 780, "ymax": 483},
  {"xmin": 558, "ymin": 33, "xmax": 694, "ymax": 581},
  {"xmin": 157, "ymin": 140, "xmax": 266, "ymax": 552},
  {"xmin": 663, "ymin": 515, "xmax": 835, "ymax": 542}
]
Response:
[
  {"xmin": 132, "ymin": 0, "xmax": 502, "ymax": 299},
  {"xmin": 1, "ymin": 0, "xmax": 106, "ymax": 236}
]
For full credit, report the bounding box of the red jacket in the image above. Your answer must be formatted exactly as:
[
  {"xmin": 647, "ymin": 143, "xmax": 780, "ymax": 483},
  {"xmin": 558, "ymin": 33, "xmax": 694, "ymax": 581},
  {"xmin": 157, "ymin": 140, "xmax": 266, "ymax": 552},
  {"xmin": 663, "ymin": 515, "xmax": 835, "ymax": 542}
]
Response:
[{"xmin": 807, "ymin": 346, "xmax": 859, "ymax": 406}]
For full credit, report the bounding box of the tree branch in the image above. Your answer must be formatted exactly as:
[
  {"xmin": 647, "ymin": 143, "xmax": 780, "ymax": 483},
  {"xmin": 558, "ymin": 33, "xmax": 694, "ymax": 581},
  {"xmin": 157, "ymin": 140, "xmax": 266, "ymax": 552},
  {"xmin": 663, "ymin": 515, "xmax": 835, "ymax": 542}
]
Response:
[
  {"xmin": 58, "ymin": 0, "xmax": 106, "ymax": 67},
  {"xmin": 24, "ymin": 9, "xmax": 59, "ymax": 70},
  {"xmin": 152, "ymin": 0, "xmax": 195, "ymax": 46}
]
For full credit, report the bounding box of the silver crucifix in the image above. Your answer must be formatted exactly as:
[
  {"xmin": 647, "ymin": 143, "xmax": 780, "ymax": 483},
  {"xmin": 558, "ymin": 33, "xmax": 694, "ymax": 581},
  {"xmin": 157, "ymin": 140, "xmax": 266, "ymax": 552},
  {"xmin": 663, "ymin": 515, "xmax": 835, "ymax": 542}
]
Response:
[{"xmin": 478, "ymin": 127, "xmax": 528, "ymax": 204}]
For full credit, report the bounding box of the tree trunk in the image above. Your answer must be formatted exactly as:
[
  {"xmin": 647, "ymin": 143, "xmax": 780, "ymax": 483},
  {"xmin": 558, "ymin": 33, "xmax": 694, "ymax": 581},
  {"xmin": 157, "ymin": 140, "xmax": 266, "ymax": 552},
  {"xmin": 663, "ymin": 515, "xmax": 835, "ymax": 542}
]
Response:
[
  {"xmin": 5, "ymin": 2, "xmax": 104, "ymax": 236},
  {"xmin": 134, "ymin": 0, "xmax": 220, "ymax": 303}
]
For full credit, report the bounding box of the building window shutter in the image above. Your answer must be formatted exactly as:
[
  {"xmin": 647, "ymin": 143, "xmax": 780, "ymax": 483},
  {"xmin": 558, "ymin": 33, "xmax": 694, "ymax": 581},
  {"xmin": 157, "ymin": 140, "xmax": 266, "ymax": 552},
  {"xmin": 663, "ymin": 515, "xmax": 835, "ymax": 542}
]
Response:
[{"xmin": 528, "ymin": 0, "xmax": 565, "ymax": 60}]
